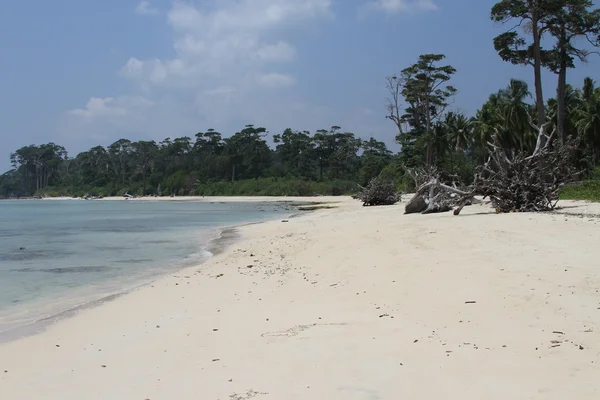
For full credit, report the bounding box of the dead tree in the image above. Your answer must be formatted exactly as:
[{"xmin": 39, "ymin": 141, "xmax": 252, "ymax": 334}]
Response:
[
  {"xmin": 356, "ymin": 177, "xmax": 401, "ymax": 206},
  {"xmin": 403, "ymin": 165, "xmax": 472, "ymax": 214},
  {"xmin": 405, "ymin": 122, "xmax": 578, "ymax": 215}
]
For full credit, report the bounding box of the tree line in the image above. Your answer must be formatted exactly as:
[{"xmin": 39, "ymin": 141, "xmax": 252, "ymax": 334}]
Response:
[
  {"xmin": 1, "ymin": 125, "xmax": 390, "ymax": 197},
  {"xmin": 1, "ymin": 0, "xmax": 599, "ymax": 198}
]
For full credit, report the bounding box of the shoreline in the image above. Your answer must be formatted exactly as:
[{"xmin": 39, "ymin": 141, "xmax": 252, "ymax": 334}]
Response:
[
  {"xmin": 1, "ymin": 197, "xmax": 599, "ymax": 399},
  {"xmin": 0, "ymin": 199, "xmax": 318, "ymax": 343},
  {"xmin": 0, "ymin": 224, "xmax": 240, "ymax": 343},
  {"xmin": 1, "ymin": 195, "xmax": 346, "ymax": 203}
]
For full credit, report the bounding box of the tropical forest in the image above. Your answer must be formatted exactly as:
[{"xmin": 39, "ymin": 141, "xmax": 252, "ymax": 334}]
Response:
[{"xmin": 2, "ymin": 0, "xmax": 600, "ymax": 201}]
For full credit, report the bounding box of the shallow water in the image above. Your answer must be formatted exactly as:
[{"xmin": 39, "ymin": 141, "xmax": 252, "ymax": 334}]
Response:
[{"xmin": 0, "ymin": 200, "xmax": 289, "ymax": 333}]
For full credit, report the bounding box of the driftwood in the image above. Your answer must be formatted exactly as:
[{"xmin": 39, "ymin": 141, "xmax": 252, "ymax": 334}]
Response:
[
  {"xmin": 356, "ymin": 177, "xmax": 401, "ymax": 206},
  {"xmin": 405, "ymin": 123, "xmax": 578, "ymax": 216},
  {"xmin": 404, "ymin": 166, "xmax": 472, "ymax": 214}
]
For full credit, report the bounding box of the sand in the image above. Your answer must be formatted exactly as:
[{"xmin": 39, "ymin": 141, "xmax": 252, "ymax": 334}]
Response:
[{"xmin": 1, "ymin": 196, "xmax": 599, "ymax": 400}]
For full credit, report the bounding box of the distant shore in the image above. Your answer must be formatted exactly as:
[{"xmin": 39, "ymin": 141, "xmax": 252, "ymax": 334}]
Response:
[
  {"xmin": 1, "ymin": 195, "xmax": 343, "ymax": 204},
  {"xmin": 1, "ymin": 197, "xmax": 599, "ymax": 399}
]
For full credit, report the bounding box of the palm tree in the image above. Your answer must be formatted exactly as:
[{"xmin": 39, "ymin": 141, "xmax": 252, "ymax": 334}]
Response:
[
  {"xmin": 575, "ymin": 77, "xmax": 600, "ymax": 167},
  {"xmin": 497, "ymin": 79, "xmax": 532, "ymax": 152},
  {"xmin": 473, "ymin": 93, "xmax": 504, "ymax": 156},
  {"xmin": 445, "ymin": 112, "xmax": 473, "ymax": 152}
]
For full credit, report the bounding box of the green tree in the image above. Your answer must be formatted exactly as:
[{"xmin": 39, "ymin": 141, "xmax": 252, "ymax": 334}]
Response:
[
  {"xmin": 107, "ymin": 139, "xmax": 132, "ymax": 185},
  {"xmin": 444, "ymin": 112, "xmax": 474, "ymax": 152},
  {"xmin": 132, "ymin": 140, "xmax": 158, "ymax": 195},
  {"xmin": 225, "ymin": 125, "xmax": 271, "ymax": 181},
  {"xmin": 542, "ymin": 0, "xmax": 600, "ymax": 141},
  {"xmin": 498, "ymin": 79, "xmax": 533, "ymax": 151},
  {"xmin": 400, "ymin": 54, "xmax": 457, "ymax": 166},
  {"xmin": 491, "ymin": 0, "xmax": 555, "ymax": 126},
  {"xmin": 273, "ymin": 128, "xmax": 316, "ymax": 178},
  {"xmin": 575, "ymin": 77, "xmax": 600, "ymax": 166}
]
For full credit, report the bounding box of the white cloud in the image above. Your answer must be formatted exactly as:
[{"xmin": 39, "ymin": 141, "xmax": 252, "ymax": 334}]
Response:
[
  {"xmin": 122, "ymin": 0, "xmax": 331, "ymax": 87},
  {"xmin": 367, "ymin": 0, "xmax": 438, "ymax": 13},
  {"xmin": 257, "ymin": 73, "xmax": 296, "ymax": 88},
  {"xmin": 68, "ymin": 96, "xmax": 153, "ymax": 119},
  {"xmin": 135, "ymin": 0, "xmax": 159, "ymax": 16},
  {"xmin": 65, "ymin": 0, "xmax": 334, "ymax": 146},
  {"xmin": 256, "ymin": 41, "xmax": 297, "ymax": 62},
  {"xmin": 68, "ymin": 97, "xmax": 126, "ymax": 118}
]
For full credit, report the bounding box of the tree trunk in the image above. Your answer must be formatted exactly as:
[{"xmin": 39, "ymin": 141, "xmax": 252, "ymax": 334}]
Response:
[
  {"xmin": 142, "ymin": 161, "xmax": 147, "ymax": 196},
  {"xmin": 556, "ymin": 65, "xmax": 567, "ymax": 143},
  {"xmin": 530, "ymin": 5, "xmax": 546, "ymax": 126},
  {"xmin": 231, "ymin": 164, "xmax": 236, "ymax": 182},
  {"xmin": 425, "ymin": 86, "xmax": 433, "ymax": 166},
  {"xmin": 556, "ymin": 24, "xmax": 568, "ymax": 144},
  {"xmin": 35, "ymin": 165, "xmax": 40, "ymax": 192},
  {"xmin": 319, "ymin": 159, "xmax": 324, "ymax": 181}
]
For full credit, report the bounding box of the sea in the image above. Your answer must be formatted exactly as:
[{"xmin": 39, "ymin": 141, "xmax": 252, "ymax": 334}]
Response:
[{"xmin": 0, "ymin": 199, "xmax": 293, "ymax": 337}]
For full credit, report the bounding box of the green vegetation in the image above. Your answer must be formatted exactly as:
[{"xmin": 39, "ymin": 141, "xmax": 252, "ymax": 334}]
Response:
[
  {"xmin": 561, "ymin": 181, "xmax": 600, "ymax": 201},
  {"xmin": 1, "ymin": 0, "xmax": 600, "ymax": 200},
  {"xmin": 560, "ymin": 168, "xmax": 600, "ymax": 201}
]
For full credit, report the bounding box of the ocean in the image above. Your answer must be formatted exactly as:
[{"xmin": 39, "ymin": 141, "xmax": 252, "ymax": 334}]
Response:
[{"xmin": 0, "ymin": 199, "xmax": 292, "ymax": 336}]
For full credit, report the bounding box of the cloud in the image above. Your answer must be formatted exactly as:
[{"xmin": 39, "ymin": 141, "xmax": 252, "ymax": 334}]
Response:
[
  {"xmin": 123, "ymin": 0, "xmax": 331, "ymax": 86},
  {"xmin": 65, "ymin": 0, "xmax": 334, "ymax": 146},
  {"xmin": 366, "ymin": 0, "xmax": 438, "ymax": 13},
  {"xmin": 256, "ymin": 73, "xmax": 296, "ymax": 88},
  {"xmin": 68, "ymin": 97, "xmax": 127, "ymax": 118},
  {"xmin": 135, "ymin": 0, "xmax": 159, "ymax": 16},
  {"xmin": 68, "ymin": 96, "xmax": 154, "ymax": 119}
]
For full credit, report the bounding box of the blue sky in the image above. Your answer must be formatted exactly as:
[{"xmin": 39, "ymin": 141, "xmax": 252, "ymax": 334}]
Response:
[{"xmin": 1, "ymin": 0, "xmax": 599, "ymax": 172}]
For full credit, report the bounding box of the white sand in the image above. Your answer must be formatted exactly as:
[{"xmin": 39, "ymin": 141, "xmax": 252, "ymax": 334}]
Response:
[{"xmin": 1, "ymin": 197, "xmax": 599, "ymax": 400}]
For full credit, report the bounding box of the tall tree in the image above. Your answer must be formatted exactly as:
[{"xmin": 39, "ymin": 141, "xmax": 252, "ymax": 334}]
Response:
[
  {"xmin": 491, "ymin": 0, "xmax": 554, "ymax": 126},
  {"xmin": 107, "ymin": 139, "xmax": 132, "ymax": 184},
  {"xmin": 385, "ymin": 75, "xmax": 406, "ymax": 137},
  {"xmin": 225, "ymin": 125, "xmax": 271, "ymax": 181},
  {"xmin": 400, "ymin": 54, "xmax": 457, "ymax": 166},
  {"xmin": 273, "ymin": 129, "xmax": 316, "ymax": 178},
  {"xmin": 543, "ymin": 0, "xmax": 600, "ymax": 142},
  {"xmin": 132, "ymin": 140, "xmax": 158, "ymax": 195}
]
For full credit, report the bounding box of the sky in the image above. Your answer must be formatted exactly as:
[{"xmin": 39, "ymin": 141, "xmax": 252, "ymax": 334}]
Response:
[{"xmin": 1, "ymin": 0, "xmax": 599, "ymax": 172}]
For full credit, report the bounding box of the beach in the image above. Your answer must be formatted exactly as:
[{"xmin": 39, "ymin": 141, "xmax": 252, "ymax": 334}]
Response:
[{"xmin": 1, "ymin": 196, "xmax": 599, "ymax": 399}]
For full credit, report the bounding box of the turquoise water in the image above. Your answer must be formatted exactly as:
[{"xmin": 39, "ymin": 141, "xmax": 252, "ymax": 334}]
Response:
[{"xmin": 0, "ymin": 200, "xmax": 290, "ymax": 333}]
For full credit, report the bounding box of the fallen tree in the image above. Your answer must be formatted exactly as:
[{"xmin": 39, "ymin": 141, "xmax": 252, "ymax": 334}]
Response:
[
  {"xmin": 356, "ymin": 177, "xmax": 401, "ymax": 206},
  {"xmin": 405, "ymin": 122, "xmax": 579, "ymax": 215}
]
